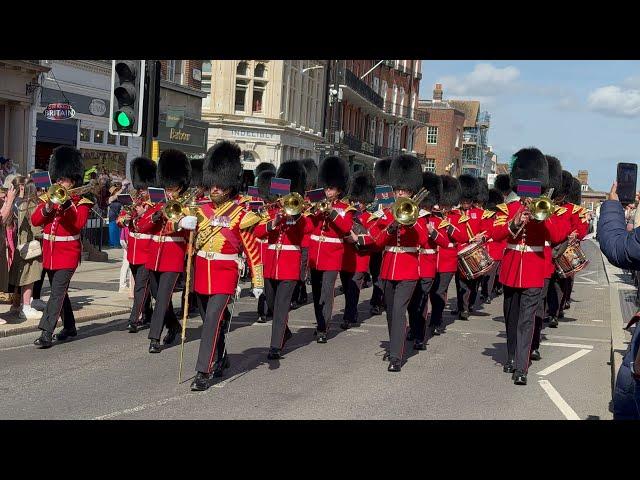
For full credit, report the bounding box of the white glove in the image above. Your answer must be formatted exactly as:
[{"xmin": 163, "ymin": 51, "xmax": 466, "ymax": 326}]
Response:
[
  {"xmin": 235, "ymin": 285, "xmax": 242, "ymax": 299},
  {"xmin": 179, "ymin": 215, "xmax": 198, "ymax": 230},
  {"xmin": 252, "ymin": 288, "xmax": 263, "ymax": 299}
]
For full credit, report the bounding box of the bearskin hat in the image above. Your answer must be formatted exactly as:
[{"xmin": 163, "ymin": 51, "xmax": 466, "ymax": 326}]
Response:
[
  {"xmin": 567, "ymin": 177, "xmax": 582, "ymax": 205},
  {"xmin": 494, "ymin": 173, "xmax": 511, "ymax": 195},
  {"xmin": 157, "ymin": 149, "xmax": 191, "ymax": 192},
  {"xmin": 348, "ymin": 170, "xmax": 376, "ymax": 205},
  {"xmin": 203, "ymin": 141, "xmax": 243, "ymax": 193},
  {"xmin": 374, "ymin": 158, "xmax": 392, "ymax": 185},
  {"xmin": 256, "ymin": 170, "xmax": 276, "ymax": 203},
  {"xmin": 440, "ymin": 175, "xmax": 461, "ymax": 208},
  {"xmin": 49, "ymin": 146, "xmax": 84, "ymax": 188},
  {"xmin": 130, "ymin": 156, "xmax": 157, "ymax": 190},
  {"xmin": 276, "ymin": 160, "xmax": 307, "ymax": 196},
  {"xmin": 190, "ymin": 158, "xmax": 204, "ymax": 188},
  {"xmin": 421, "ymin": 171, "xmax": 442, "ymax": 209},
  {"xmin": 255, "ymin": 162, "xmax": 276, "ymax": 177},
  {"xmin": 458, "ymin": 174, "xmax": 480, "ymax": 202},
  {"xmin": 300, "ymin": 158, "xmax": 319, "ymax": 190},
  {"xmin": 553, "ymin": 170, "xmax": 574, "ymax": 201},
  {"xmin": 318, "ymin": 156, "xmax": 349, "ymax": 192},
  {"xmin": 389, "ymin": 155, "xmax": 423, "ymax": 193},
  {"xmin": 510, "ymin": 147, "xmax": 549, "ymax": 192},
  {"xmin": 545, "ymin": 155, "xmax": 562, "ymax": 193},
  {"xmin": 486, "ymin": 188, "xmax": 505, "ymax": 212},
  {"xmin": 477, "ymin": 177, "xmax": 489, "ymax": 206}
]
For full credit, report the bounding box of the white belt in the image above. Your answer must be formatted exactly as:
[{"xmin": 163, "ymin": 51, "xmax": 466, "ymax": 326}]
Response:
[
  {"xmin": 447, "ymin": 243, "xmax": 455, "ymax": 248},
  {"xmin": 506, "ymin": 243, "xmax": 544, "ymax": 253},
  {"xmin": 310, "ymin": 234, "xmax": 343, "ymax": 244},
  {"xmin": 43, "ymin": 234, "xmax": 79, "ymax": 242},
  {"xmin": 151, "ymin": 235, "xmax": 185, "ymax": 243},
  {"xmin": 130, "ymin": 232, "xmax": 152, "ymax": 240},
  {"xmin": 256, "ymin": 238, "xmax": 268, "ymax": 244},
  {"xmin": 544, "ymin": 241, "xmax": 551, "ymax": 247},
  {"xmin": 197, "ymin": 251, "xmax": 240, "ymax": 261},
  {"xmin": 385, "ymin": 246, "xmax": 418, "ymax": 253},
  {"xmin": 419, "ymin": 248, "xmax": 436, "ymax": 254},
  {"xmin": 268, "ymin": 244, "xmax": 301, "ymax": 251}
]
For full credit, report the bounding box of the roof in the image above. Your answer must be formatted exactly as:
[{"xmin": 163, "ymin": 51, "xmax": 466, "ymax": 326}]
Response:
[{"xmin": 448, "ymin": 100, "xmax": 480, "ymax": 127}]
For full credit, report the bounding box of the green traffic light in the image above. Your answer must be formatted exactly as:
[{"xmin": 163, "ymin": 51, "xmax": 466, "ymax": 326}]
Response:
[{"xmin": 115, "ymin": 111, "xmax": 132, "ymax": 128}]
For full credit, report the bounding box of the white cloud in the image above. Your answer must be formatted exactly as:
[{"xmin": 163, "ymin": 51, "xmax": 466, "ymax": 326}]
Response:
[
  {"xmin": 438, "ymin": 63, "xmax": 520, "ymax": 97},
  {"xmin": 587, "ymin": 85, "xmax": 640, "ymax": 117}
]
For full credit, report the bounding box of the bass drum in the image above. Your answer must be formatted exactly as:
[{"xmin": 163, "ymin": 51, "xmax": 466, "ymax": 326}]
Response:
[
  {"xmin": 555, "ymin": 242, "xmax": 589, "ymax": 278},
  {"xmin": 458, "ymin": 242, "xmax": 495, "ymax": 280}
]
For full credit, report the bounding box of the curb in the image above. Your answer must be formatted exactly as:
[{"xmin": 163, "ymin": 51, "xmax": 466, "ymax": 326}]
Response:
[{"xmin": 0, "ymin": 307, "xmax": 132, "ymax": 339}]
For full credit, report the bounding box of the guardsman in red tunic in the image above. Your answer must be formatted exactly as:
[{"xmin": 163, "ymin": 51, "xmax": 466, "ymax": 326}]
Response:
[
  {"xmin": 254, "ymin": 161, "xmax": 312, "ymax": 360},
  {"xmin": 32, "ymin": 146, "xmax": 93, "ymax": 348},
  {"xmin": 371, "ymin": 155, "xmax": 435, "ymax": 372},
  {"xmin": 189, "ymin": 142, "xmax": 264, "ymax": 391},
  {"xmin": 428, "ymin": 176, "xmax": 469, "ymax": 335},
  {"xmin": 116, "ymin": 157, "xmax": 156, "ymax": 333},
  {"xmin": 490, "ymin": 148, "xmax": 570, "ymax": 385},
  {"xmin": 479, "ymin": 188, "xmax": 507, "ymax": 305},
  {"xmin": 451, "ymin": 175, "xmax": 487, "ymax": 320},
  {"xmin": 368, "ymin": 158, "xmax": 393, "ymax": 316},
  {"xmin": 137, "ymin": 150, "xmax": 194, "ymax": 353},
  {"xmin": 254, "ymin": 169, "xmax": 277, "ymax": 323},
  {"xmin": 562, "ymin": 176, "xmax": 589, "ymax": 310},
  {"xmin": 307, "ymin": 156, "xmax": 354, "ymax": 344},
  {"xmin": 407, "ymin": 172, "xmax": 451, "ymax": 348},
  {"xmin": 291, "ymin": 158, "xmax": 318, "ymax": 310},
  {"xmin": 339, "ymin": 171, "xmax": 377, "ymax": 330}
]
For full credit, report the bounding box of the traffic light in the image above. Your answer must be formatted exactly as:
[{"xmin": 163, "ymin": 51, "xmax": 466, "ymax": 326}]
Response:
[{"xmin": 109, "ymin": 60, "xmax": 146, "ymax": 136}]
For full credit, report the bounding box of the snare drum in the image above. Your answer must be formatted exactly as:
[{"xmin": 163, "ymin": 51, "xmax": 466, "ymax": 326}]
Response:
[
  {"xmin": 554, "ymin": 242, "xmax": 589, "ymax": 278},
  {"xmin": 458, "ymin": 242, "xmax": 495, "ymax": 280}
]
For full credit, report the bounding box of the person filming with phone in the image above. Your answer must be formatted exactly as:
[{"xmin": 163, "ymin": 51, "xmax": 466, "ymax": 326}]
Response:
[{"xmin": 598, "ymin": 162, "xmax": 640, "ymax": 419}]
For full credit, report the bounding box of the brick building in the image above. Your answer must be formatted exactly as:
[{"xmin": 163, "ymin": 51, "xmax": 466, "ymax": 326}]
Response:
[
  {"xmin": 414, "ymin": 83, "xmax": 465, "ymax": 174},
  {"xmin": 324, "ymin": 60, "xmax": 425, "ymax": 173},
  {"xmin": 575, "ymin": 169, "xmax": 607, "ymax": 212}
]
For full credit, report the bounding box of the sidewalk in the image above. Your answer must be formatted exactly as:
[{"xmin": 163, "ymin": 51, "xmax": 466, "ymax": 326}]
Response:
[{"xmin": 1, "ymin": 248, "xmax": 137, "ymax": 338}]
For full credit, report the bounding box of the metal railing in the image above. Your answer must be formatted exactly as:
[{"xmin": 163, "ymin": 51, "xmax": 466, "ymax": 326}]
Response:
[
  {"xmin": 343, "ymin": 69, "xmax": 384, "ymax": 109},
  {"xmin": 383, "ymin": 101, "xmax": 428, "ymax": 123},
  {"xmin": 81, "ymin": 206, "xmax": 106, "ymax": 251}
]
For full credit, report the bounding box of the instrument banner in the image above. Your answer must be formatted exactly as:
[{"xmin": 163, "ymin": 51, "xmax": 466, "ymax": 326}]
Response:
[
  {"xmin": 306, "ymin": 188, "xmax": 325, "ymax": 202},
  {"xmin": 247, "ymin": 186, "xmax": 260, "ymax": 198},
  {"xmin": 516, "ymin": 179, "xmax": 541, "ymax": 198},
  {"xmin": 117, "ymin": 194, "xmax": 133, "ymax": 206},
  {"xmin": 148, "ymin": 187, "xmax": 167, "ymax": 204},
  {"xmin": 32, "ymin": 171, "xmax": 52, "ymax": 189},
  {"xmin": 375, "ymin": 185, "xmax": 394, "ymax": 205},
  {"xmin": 270, "ymin": 177, "xmax": 291, "ymax": 196}
]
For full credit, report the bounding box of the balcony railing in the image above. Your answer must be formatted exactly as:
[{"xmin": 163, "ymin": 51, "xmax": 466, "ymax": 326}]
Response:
[
  {"xmin": 342, "ymin": 69, "xmax": 384, "ymax": 109},
  {"xmin": 383, "ymin": 101, "xmax": 428, "ymax": 123}
]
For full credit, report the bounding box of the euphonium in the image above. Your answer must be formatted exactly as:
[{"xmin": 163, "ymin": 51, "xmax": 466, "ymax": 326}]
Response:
[
  {"xmin": 528, "ymin": 195, "xmax": 556, "ymax": 221},
  {"xmin": 280, "ymin": 192, "xmax": 304, "ymax": 216}
]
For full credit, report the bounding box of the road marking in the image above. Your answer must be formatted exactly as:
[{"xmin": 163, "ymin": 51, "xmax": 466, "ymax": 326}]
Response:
[
  {"xmin": 544, "ymin": 334, "xmax": 609, "ymax": 344},
  {"xmin": 538, "ymin": 380, "xmax": 580, "ymax": 420},
  {"xmin": 536, "ymin": 349, "xmax": 591, "ymax": 376},
  {"xmin": 93, "ymin": 393, "xmax": 195, "ymax": 420},
  {"xmin": 538, "ymin": 379, "xmax": 580, "ymax": 420},
  {"xmin": 541, "ymin": 342, "xmax": 593, "ymax": 349},
  {"xmin": 591, "ymin": 319, "xmax": 603, "ymax": 322}
]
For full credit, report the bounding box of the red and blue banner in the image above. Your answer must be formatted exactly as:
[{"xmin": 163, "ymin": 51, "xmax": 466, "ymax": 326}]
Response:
[
  {"xmin": 148, "ymin": 187, "xmax": 167, "ymax": 204},
  {"xmin": 270, "ymin": 177, "xmax": 291, "ymax": 196},
  {"xmin": 247, "ymin": 186, "xmax": 260, "ymax": 198},
  {"xmin": 375, "ymin": 185, "xmax": 394, "ymax": 205},
  {"xmin": 31, "ymin": 171, "xmax": 51, "ymax": 189},
  {"xmin": 516, "ymin": 179, "xmax": 542, "ymax": 198},
  {"xmin": 306, "ymin": 188, "xmax": 326, "ymax": 203}
]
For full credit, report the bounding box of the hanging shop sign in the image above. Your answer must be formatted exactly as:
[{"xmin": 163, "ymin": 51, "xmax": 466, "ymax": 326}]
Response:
[
  {"xmin": 89, "ymin": 99, "xmax": 107, "ymax": 116},
  {"xmin": 44, "ymin": 103, "xmax": 76, "ymax": 121}
]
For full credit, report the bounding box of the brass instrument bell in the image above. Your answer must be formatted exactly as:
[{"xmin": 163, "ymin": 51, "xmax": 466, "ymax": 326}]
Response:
[
  {"xmin": 391, "ymin": 196, "xmax": 420, "ymax": 226},
  {"xmin": 280, "ymin": 192, "xmax": 304, "ymax": 216},
  {"xmin": 528, "ymin": 195, "xmax": 556, "ymax": 221}
]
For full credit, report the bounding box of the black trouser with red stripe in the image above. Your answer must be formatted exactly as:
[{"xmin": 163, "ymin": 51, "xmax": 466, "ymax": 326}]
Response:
[
  {"xmin": 455, "ymin": 272, "xmax": 477, "ymax": 313},
  {"xmin": 408, "ymin": 277, "xmax": 434, "ymax": 341},
  {"xmin": 148, "ymin": 271, "xmax": 180, "ymax": 341},
  {"xmin": 384, "ymin": 279, "xmax": 417, "ymax": 362},
  {"xmin": 503, "ymin": 286, "xmax": 541, "ymax": 373},
  {"xmin": 481, "ymin": 261, "xmax": 501, "ymax": 298},
  {"xmin": 291, "ymin": 247, "xmax": 309, "ymax": 304},
  {"xmin": 368, "ymin": 252, "xmax": 385, "ymax": 308},
  {"xmin": 532, "ymin": 277, "xmax": 551, "ymax": 351},
  {"xmin": 129, "ymin": 264, "xmax": 153, "ymax": 326},
  {"xmin": 340, "ymin": 271, "xmax": 366, "ymax": 324},
  {"xmin": 195, "ymin": 293, "xmax": 232, "ymax": 374},
  {"xmin": 311, "ymin": 269, "xmax": 339, "ymax": 333},
  {"xmin": 265, "ymin": 278, "xmax": 295, "ymax": 350},
  {"xmin": 38, "ymin": 268, "xmax": 75, "ymax": 334},
  {"xmin": 429, "ymin": 272, "xmax": 455, "ymax": 327}
]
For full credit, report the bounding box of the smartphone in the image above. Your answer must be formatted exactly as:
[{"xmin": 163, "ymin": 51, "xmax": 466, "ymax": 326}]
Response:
[{"xmin": 616, "ymin": 162, "xmax": 637, "ymax": 206}]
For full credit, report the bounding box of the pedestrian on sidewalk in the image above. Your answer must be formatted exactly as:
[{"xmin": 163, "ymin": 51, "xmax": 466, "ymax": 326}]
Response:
[
  {"xmin": 119, "ymin": 223, "xmax": 132, "ymax": 295},
  {"xmin": 8, "ymin": 177, "xmax": 43, "ymax": 321},
  {"xmin": 107, "ymin": 184, "xmax": 124, "ymax": 248}
]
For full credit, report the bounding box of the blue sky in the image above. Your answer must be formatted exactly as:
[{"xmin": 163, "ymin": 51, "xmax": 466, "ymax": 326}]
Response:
[{"xmin": 419, "ymin": 61, "xmax": 640, "ymax": 191}]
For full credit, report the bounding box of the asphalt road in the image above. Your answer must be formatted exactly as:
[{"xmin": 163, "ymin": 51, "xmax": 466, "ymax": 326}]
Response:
[{"xmin": 0, "ymin": 240, "xmax": 613, "ymax": 420}]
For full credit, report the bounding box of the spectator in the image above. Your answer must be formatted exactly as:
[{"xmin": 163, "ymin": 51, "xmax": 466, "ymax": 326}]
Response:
[
  {"xmin": 1, "ymin": 175, "xmax": 18, "ymax": 311},
  {"xmin": 119, "ymin": 221, "xmax": 132, "ymax": 295},
  {"xmin": 96, "ymin": 174, "xmax": 111, "ymax": 214},
  {"xmin": 107, "ymin": 182, "xmax": 126, "ymax": 248},
  {"xmin": 8, "ymin": 177, "xmax": 43, "ymax": 320},
  {"xmin": 597, "ymin": 182, "xmax": 640, "ymax": 419},
  {"xmin": 28, "ymin": 171, "xmax": 47, "ymax": 311}
]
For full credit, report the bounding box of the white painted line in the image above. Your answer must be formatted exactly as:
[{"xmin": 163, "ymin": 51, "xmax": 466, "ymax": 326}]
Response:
[
  {"xmin": 536, "ymin": 349, "xmax": 591, "ymax": 376},
  {"xmin": 541, "ymin": 342, "xmax": 594, "ymax": 350},
  {"xmin": 93, "ymin": 393, "xmax": 195, "ymax": 420},
  {"xmin": 538, "ymin": 379, "xmax": 580, "ymax": 420},
  {"xmin": 591, "ymin": 320, "xmax": 603, "ymax": 322}
]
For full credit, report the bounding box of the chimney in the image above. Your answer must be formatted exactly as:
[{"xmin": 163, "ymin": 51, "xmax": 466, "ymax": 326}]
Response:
[
  {"xmin": 577, "ymin": 170, "xmax": 589, "ymax": 185},
  {"xmin": 433, "ymin": 83, "xmax": 443, "ymax": 102}
]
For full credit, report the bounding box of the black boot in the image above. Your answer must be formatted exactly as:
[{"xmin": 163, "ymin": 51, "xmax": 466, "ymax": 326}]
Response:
[
  {"xmin": 530, "ymin": 350, "xmax": 542, "ymax": 361},
  {"xmin": 190, "ymin": 371, "xmax": 211, "ymax": 391},
  {"xmin": 458, "ymin": 311, "xmax": 470, "ymax": 320},
  {"xmin": 149, "ymin": 339, "xmax": 161, "ymax": 353},
  {"xmin": 34, "ymin": 330, "xmax": 53, "ymax": 348},
  {"xmin": 388, "ymin": 358, "xmax": 402, "ymax": 372},
  {"xmin": 128, "ymin": 322, "xmax": 139, "ymax": 333},
  {"xmin": 257, "ymin": 315, "xmax": 267, "ymax": 323},
  {"xmin": 513, "ymin": 371, "xmax": 527, "ymax": 385},
  {"xmin": 548, "ymin": 316, "xmax": 559, "ymax": 328},
  {"xmin": 54, "ymin": 327, "xmax": 77, "ymax": 341},
  {"xmin": 340, "ymin": 319, "xmax": 350, "ymax": 330},
  {"xmin": 370, "ymin": 305, "xmax": 383, "ymax": 316},
  {"xmin": 267, "ymin": 348, "xmax": 281, "ymax": 360},
  {"xmin": 163, "ymin": 324, "xmax": 181, "ymax": 345},
  {"xmin": 414, "ymin": 340, "xmax": 426, "ymax": 350},
  {"xmin": 503, "ymin": 360, "xmax": 515, "ymax": 373},
  {"xmin": 316, "ymin": 332, "xmax": 327, "ymax": 344}
]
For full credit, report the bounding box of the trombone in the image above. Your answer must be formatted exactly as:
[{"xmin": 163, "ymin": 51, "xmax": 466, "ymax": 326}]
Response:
[
  {"xmin": 163, "ymin": 187, "xmax": 204, "ymax": 220},
  {"xmin": 47, "ymin": 181, "xmax": 98, "ymax": 205},
  {"xmin": 390, "ymin": 188, "xmax": 429, "ymax": 226},
  {"xmin": 526, "ymin": 188, "xmax": 556, "ymax": 221}
]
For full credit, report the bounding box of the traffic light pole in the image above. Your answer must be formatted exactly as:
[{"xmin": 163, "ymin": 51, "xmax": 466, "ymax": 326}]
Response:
[{"xmin": 143, "ymin": 60, "xmax": 159, "ymax": 158}]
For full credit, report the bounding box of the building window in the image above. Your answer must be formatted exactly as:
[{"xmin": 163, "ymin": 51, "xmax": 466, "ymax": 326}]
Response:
[
  {"xmin": 455, "ymin": 130, "xmax": 460, "ymax": 148},
  {"xmin": 202, "ymin": 61, "xmax": 211, "ymax": 74},
  {"xmin": 370, "ymin": 118, "xmax": 376, "ymax": 144},
  {"xmin": 119, "ymin": 136, "xmax": 128, "ymax": 147},
  {"xmin": 373, "ymin": 76, "xmax": 379, "ymax": 94},
  {"xmin": 427, "ymin": 126, "xmax": 438, "ymax": 144},
  {"xmin": 392, "ymin": 84, "xmax": 398, "ymax": 115},
  {"xmin": 93, "ymin": 129, "xmax": 105, "ymax": 144},
  {"xmin": 425, "ymin": 158, "xmax": 436, "ymax": 172},
  {"xmin": 107, "ymin": 133, "xmax": 116, "ymax": 145},
  {"xmin": 236, "ymin": 61, "xmax": 249, "ymax": 76},
  {"xmin": 378, "ymin": 120, "xmax": 384, "ymax": 146},
  {"xmin": 254, "ymin": 63, "xmax": 266, "ymax": 77},
  {"xmin": 235, "ymin": 78, "xmax": 249, "ymax": 112},
  {"xmin": 167, "ymin": 60, "xmax": 176, "ymax": 82},
  {"xmin": 253, "ymin": 80, "xmax": 266, "ymax": 113},
  {"xmin": 581, "ymin": 184, "xmax": 588, "ymax": 192},
  {"xmin": 79, "ymin": 127, "xmax": 91, "ymax": 142}
]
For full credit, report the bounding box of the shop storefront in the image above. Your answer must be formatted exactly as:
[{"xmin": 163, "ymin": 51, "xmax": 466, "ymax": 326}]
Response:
[{"xmin": 157, "ymin": 113, "xmax": 208, "ymax": 160}]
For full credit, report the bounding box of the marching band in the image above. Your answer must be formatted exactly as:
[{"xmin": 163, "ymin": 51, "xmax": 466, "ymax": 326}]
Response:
[{"xmin": 30, "ymin": 142, "xmax": 591, "ymax": 391}]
